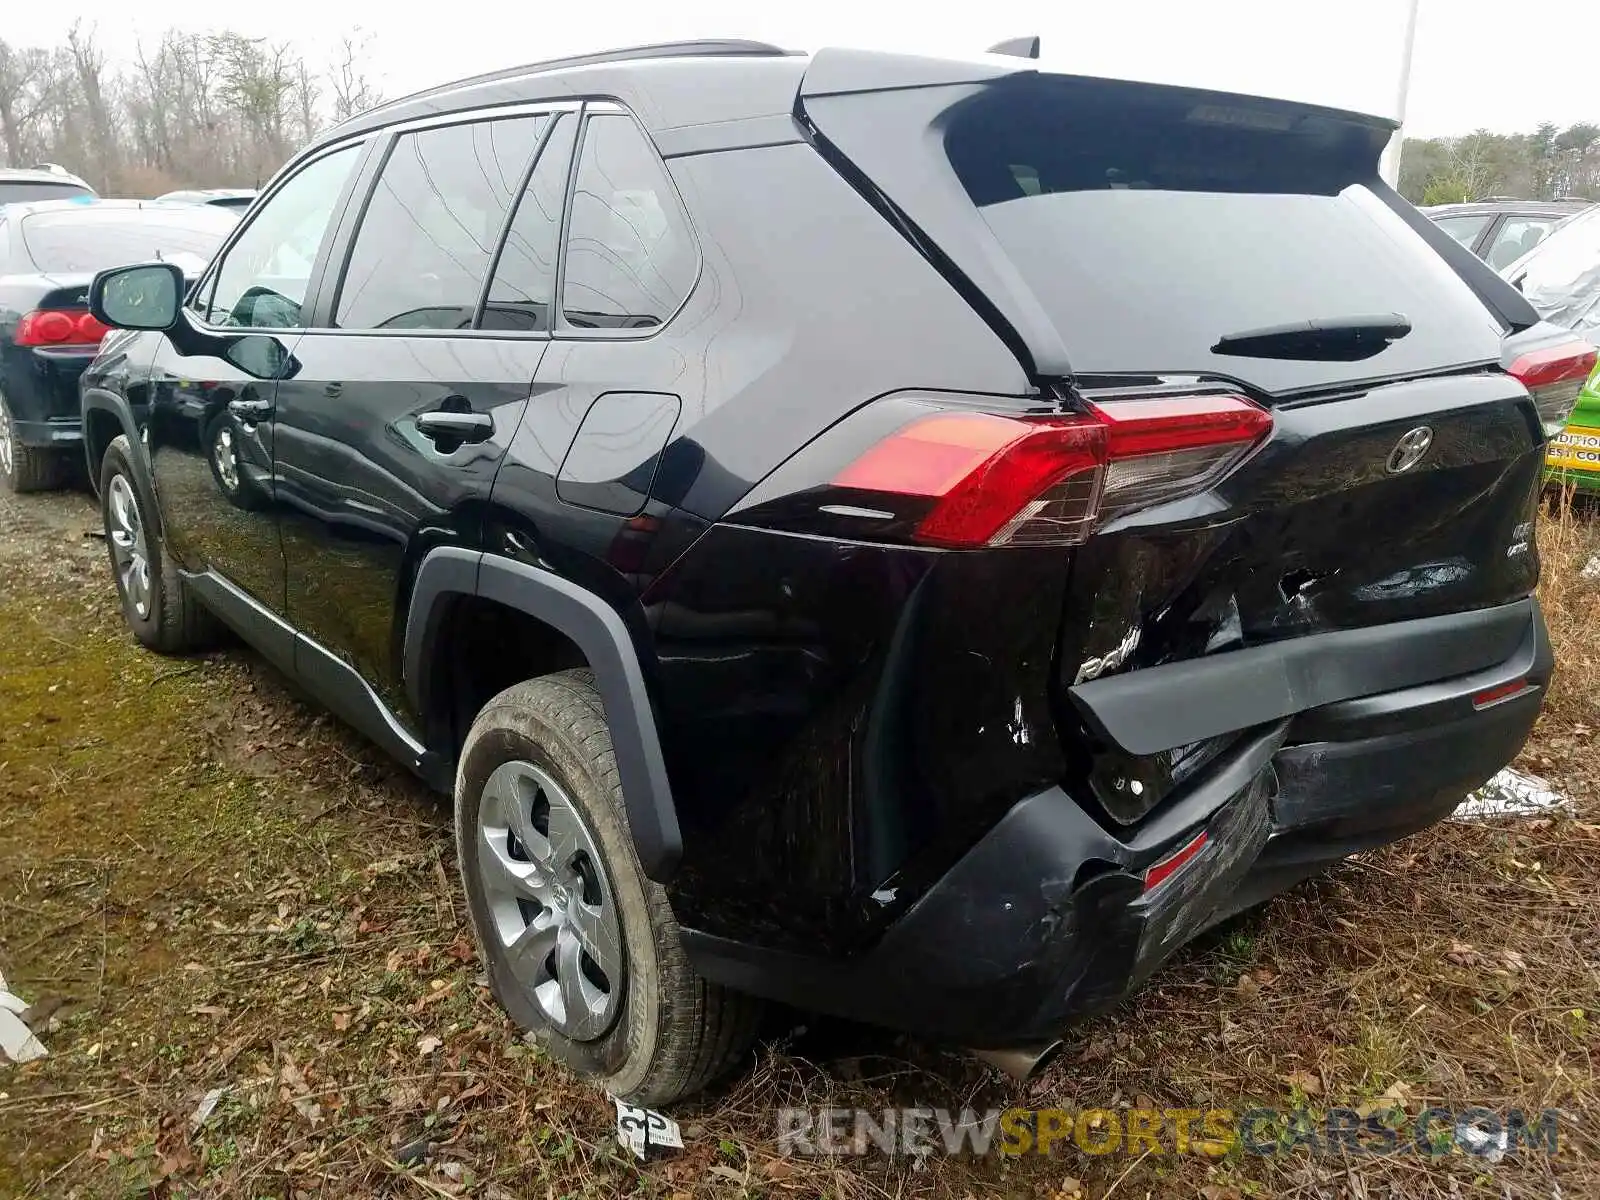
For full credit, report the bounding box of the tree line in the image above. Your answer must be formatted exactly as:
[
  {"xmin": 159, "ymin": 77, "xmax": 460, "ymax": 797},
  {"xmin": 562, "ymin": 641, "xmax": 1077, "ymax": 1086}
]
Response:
[
  {"xmin": 0, "ymin": 23, "xmax": 381, "ymax": 197},
  {"xmin": 1398, "ymin": 122, "xmax": 1600, "ymax": 206}
]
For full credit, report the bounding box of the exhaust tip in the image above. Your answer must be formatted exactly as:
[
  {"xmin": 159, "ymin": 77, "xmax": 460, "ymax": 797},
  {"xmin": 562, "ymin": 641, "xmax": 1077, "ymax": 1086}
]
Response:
[{"xmin": 971, "ymin": 1041, "xmax": 1063, "ymax": 1081}]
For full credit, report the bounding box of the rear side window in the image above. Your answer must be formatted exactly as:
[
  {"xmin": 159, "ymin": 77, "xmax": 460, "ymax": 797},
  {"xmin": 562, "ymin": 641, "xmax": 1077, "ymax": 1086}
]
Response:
[
  {"xmin": 335, "ymin": 115, "xmax": 545, "ymax": 330},
  {"xmin": 19, "ymin": 208, "xmax": 233, "ymax": 274},
  {"xmin": 481, "ymin": 115, "xmax": 577, "ymax": 332},
  {"xmin": 0, "ymin": 181, "xmax": 93, "ymax": 205},
  {"xmin": 560, "ymin": 114, "xmax": 697, "ymax": 330},
  {"xmin": 937, "ymin": 79, "xmax": 1505, "ymax": 394},
  {"xmin": 1433, "ymin": 213, "xmax": 1491, "ymax": 250}
]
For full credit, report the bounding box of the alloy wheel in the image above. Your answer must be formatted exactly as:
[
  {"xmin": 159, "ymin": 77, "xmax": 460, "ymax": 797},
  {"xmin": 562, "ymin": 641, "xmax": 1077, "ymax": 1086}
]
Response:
[
  {"xmin": 477, "ymin": 760, "xmax": 624, "ymax": 1041},
  {"xmin": 107, "ymin": 474, "xmax": 153, "ymax": 620}
]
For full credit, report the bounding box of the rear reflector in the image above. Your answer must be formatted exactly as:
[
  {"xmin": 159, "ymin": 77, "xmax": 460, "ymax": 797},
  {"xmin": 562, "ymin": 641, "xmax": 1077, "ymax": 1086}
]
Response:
[
  {"xmin": 1144, "ymin": 831, "xmax": 1209, "ymax": 893},
  {"xmin": 15, "ymin": 308, "xmax": 110, "ymax": 348},
  {"xmin": 1472, "ymin": 679, "xmax": 1533, "ymax": 709},
  {"xmin": 831, "ymin": 393, "xmax": 1270, "ymax": 548},
  {"xmin": 1508, "ymin": 339, "xmax": 1598, "ymax": 437}
]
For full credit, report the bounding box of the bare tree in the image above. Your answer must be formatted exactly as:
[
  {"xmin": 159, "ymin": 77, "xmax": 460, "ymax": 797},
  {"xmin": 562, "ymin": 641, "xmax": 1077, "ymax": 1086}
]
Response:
[
  {"xmin": 328, "ymin": 30, "xmax": 382, "ymax": 123},
  {"xmin": 0, "ymin": 40, "xmax": 60, "ymax": 165},
  {"xmin": 66, "ymin": 23, "xmax": 116, "ymax": 178}
]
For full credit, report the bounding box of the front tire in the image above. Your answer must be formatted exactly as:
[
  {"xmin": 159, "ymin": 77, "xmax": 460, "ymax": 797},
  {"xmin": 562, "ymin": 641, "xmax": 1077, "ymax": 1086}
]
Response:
[
  {"xmin": 456, "ymin": 669, "xmax": 761, "ymax": 1105},
  {"xmin": 99, "ymin": 435, "xmax": 219, "ymax": 654}
]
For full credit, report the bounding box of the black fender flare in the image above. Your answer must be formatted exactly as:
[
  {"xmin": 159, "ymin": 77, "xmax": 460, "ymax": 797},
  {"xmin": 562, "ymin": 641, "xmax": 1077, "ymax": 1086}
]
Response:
[
  {"xmin": 80, "ymin": 388, "xmax": 160, "ymax": 512},
  {"xmin": 404, "ymin": 546, "xmax": 682, "ymax": 882}
]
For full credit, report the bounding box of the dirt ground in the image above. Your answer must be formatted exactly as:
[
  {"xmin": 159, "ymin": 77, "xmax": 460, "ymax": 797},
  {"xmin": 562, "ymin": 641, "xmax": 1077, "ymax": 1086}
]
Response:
[{"xmin": 2, "ymin": 484, "xmax": 1598, "ymax": 1200}]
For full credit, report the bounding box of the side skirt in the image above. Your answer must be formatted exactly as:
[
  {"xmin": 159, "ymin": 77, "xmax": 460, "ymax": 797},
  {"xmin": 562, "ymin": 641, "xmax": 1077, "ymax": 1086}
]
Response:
[{"xmin": 180, "ymin": 569, "xmax": 452, "ymax": 792}]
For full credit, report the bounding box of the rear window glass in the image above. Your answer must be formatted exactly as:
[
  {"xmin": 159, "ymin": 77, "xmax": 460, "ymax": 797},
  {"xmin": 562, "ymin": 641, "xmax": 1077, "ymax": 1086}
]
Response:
[
  {"xmin": 0, "ymin": 181, "xmax": 93, "ymax": 205},
  {"xmin": 19, "ymin": 208, "xmax": 233, "ymax": 274},
  {"xmin": 944, "ymin": 81, "xmax": 1505, "ymax": 394}
]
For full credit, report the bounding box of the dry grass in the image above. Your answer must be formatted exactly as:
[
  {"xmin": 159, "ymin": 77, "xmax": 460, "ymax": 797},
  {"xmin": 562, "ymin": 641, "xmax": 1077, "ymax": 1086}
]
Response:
[{"xmin": 1, "ymin": 487, "xmax": 1597, "ymax": 1199}]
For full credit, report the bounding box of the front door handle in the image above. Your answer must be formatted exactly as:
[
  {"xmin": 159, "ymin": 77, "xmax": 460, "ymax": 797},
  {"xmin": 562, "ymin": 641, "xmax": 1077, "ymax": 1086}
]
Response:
[
  {"xmin": 228, "ymin": 397, "xmax": 273, "ymax": 422},
  {"xmin": 416, "ymin": 409, "xmax": 494, "ymax": 444}
]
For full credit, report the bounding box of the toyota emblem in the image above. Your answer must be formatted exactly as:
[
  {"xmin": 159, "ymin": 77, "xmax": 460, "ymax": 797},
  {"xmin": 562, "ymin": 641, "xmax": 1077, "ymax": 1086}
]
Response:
[{"xmin": 1386, "ymin": 426, "xmax": 1434, "ymax": 474}]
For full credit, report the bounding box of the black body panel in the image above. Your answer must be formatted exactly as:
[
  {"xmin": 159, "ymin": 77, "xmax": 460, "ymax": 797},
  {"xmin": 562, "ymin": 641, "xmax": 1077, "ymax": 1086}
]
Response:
[{"xmin": 78, "ymin": 42, "xmax": 1560, "ymax": 1058}]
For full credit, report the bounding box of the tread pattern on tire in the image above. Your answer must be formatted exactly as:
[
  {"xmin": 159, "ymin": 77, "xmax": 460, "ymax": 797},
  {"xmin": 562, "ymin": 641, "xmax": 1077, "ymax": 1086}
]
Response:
[
  {"xmin": 468, "ymin": 669, "xmax": 762, "ymax": 1105},
  {"xmin": 101, "ymin": 435, "xmax": 221, "ymax": 655},
  {"xmin": 4, "ymin": 435, "xmax": 69, "ymax": 493}
]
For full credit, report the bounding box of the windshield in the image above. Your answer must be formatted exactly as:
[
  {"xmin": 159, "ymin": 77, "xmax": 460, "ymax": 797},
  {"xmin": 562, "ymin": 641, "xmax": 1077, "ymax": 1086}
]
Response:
[
  {"xmin": 1504, "ymin": 205, "xmax": 1600, "ymax": 337},
  {"xmin": 0, "ymin": 181, "xmax": 93, "ymax": 206},
  {"xmin": 19, "ymin": 207, "xmax": 234, "ymax": 274},
  {"xmin": 939, "ymin": 78, "xmax": 1505, "ymax": 394}
]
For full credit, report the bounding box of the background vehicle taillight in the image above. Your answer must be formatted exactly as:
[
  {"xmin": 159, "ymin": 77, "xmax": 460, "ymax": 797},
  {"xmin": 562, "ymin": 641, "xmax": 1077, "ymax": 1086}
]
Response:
[
  {"xmin": 14, "ymin": 308, "xmax": 110, "ymax": 348},
  {"xmin": 1507, "ymin": 338, "xmax": 1598, "ymax": 437},
  {"xmin": 827, "ymin": 393, "xmax": 1271, "ymax": 548}
]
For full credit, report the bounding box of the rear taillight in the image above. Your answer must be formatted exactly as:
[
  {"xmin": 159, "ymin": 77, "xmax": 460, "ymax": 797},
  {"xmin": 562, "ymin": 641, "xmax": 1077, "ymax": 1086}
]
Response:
[
  {"xmin": 14, "ymin": 308, "xmax": 110, "ymax": 348},
  {"xmin": 829, "ymin": 393, "xmax": 1271, "ymax": 549},
  {"xmin": 1508, "ymin": 338, "xmax": 1598, "ymax": 437}
]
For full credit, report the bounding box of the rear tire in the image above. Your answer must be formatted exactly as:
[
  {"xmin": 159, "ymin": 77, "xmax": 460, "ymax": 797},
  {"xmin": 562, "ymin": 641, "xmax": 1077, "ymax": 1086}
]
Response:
[
  {"xmin": 99, "ymin": 434, "xmax": 220, "ymax": 654},
  {"xmin": 0, "ymin": 392, "xmax": 70, "ymax": 493},
  {"xmin": 456, "ymin": 669, "xmax": 761, "ymax": 1106}
]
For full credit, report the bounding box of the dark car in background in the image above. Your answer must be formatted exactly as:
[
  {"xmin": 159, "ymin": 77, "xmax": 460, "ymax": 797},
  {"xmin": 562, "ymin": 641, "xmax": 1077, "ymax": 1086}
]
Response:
[
  {"xmin": 79, "ymin": 40, "xmax": 1587, "ymax": 1104},
  {"xmin": 1422, "ymin": 198, "xmax": 1591, "ymax": 270},
  {"xmin": 155, "ymin": 188, "xmax": 257, "ymax": 212},
  {"xmin": 0, "ymin": 199, "xmax": 235, "ymax": 490},
  {"xmin": 0, "ymin": 165, "xmax": 97, "ymax": 208}
]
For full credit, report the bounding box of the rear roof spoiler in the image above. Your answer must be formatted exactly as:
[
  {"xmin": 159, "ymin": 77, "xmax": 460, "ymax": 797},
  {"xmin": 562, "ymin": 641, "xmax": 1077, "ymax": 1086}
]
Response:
[{"xmin": 799, "ymin": 46, "xmax": 1400, "ymax": 139}]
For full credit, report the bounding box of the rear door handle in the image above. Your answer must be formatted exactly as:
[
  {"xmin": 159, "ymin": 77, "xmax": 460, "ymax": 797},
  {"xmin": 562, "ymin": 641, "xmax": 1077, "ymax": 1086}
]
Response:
[
  {"xmin": 416, "ymin": 409, "xmax": 494, "ymax": 444},
  {"xmin": 228, "ymin": 397, "xmax": 273, "ymax": 422}
]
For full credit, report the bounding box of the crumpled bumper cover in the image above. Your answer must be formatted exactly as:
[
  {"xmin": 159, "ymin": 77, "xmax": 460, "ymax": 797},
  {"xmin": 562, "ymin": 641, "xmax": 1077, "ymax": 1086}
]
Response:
[{"xmin": 682, "ymin": 599, "xmax": 1551, "ymax": 1046}]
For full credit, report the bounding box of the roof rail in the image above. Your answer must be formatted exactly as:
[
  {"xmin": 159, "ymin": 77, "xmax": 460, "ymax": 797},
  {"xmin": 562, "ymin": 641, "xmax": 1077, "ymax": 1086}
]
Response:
[{"xmin": 361, "ymin": 40, "xmax": 793, "ymax": 120}]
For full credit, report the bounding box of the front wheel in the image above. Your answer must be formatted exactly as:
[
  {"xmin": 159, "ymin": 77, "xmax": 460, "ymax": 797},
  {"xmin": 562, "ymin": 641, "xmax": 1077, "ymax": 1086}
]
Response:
[
  {"xmin": 99, "ymin": 435, "xmax": 219, "ymax": 654},
  {"xmin": 456, "ymin": 669, "xmax": 761, "ymax": 1105}
]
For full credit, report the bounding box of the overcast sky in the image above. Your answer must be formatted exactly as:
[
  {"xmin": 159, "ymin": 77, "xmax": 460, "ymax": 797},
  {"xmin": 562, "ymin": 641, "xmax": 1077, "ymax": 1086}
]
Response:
[{"xmin": 8, "ymin": 0, "xmax": 1596, "ymax": 139}]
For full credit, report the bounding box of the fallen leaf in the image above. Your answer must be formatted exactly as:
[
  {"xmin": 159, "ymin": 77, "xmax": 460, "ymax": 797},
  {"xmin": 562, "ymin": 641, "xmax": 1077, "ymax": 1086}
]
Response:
[
  {"xmin": 417, "ymin": 1034, "xmax": 443, "ymax": 1056},
  {"xmin": 761, "ymin": 1157, "xmax": 795, "ymax": 1181},
  {"xmin": 1378, "ymin": 1080, "xmax": 1414, "ymax": 1105},
  {"xmin": 332, "ymin": 1011, "xmax": 351, "ymax": 1032},
  {"xmin": 1282, "ymin": 1070, "xmax": 1323, "ymax": 1096}
]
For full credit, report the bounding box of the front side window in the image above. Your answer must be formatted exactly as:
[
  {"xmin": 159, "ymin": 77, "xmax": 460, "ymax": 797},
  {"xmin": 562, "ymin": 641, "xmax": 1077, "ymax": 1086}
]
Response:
[
  {"xmin": 199, "ymin": 145, "xmax": 360, "ymax": 329},
  {"xmin": 335, "ymin": 115, "xmax": 545, "ymax": 330},
  {"xmin": 561, "ymin": 114, "xmax": 697, "ymax": 330}
]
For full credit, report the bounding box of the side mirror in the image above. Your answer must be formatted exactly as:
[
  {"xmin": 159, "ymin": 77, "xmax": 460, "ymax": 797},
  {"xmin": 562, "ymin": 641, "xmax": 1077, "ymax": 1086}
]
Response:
[{"xmin": 88, "ymin": 261, "xmax": 185, "ymax": 332}]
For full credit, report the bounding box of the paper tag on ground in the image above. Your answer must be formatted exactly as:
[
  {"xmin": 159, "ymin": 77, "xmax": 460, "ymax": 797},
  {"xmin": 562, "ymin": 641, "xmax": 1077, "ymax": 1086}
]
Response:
[{"xmin": 613, "ymin": 1097, "xmax": 683, "ymax": 1159}]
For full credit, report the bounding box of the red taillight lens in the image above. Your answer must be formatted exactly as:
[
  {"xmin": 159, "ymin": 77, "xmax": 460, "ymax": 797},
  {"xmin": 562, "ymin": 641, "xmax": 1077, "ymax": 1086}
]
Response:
[
  {"xmin": 14, "ymin": 308, "xmax": 110, "ymax": 348},
  {"xmin": 1092, "ymin": 394, "xmax": 1272, "ymax": 519},
  {"xmin": 830, "ymin": 393, "xmax": 1270, "ymax": 548},
  {"xmin": 1508, "ymin": 338, "xmax": 1597, "ymax": 436},
  {"xmin": 834, "ymin": 412, "xmax": 1105, "ymax": 547}
]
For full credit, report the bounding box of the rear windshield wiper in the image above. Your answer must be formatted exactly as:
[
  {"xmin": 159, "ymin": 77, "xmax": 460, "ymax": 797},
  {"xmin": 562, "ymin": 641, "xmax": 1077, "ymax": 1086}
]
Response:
[{"xmin": 1210, "ymin": 313, "xmax": 1412, "ymax": 362}]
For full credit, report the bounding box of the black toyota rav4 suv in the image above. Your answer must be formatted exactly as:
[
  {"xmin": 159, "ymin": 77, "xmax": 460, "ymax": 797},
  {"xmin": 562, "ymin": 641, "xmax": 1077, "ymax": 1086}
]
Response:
[{"xmin": 80, "ymin": 40, "xmax": 1592, "ymax": 1104}]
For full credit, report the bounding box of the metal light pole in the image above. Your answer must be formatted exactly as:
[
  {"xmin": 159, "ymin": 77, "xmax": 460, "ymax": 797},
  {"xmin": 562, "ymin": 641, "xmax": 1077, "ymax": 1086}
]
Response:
[{"xmin": 1381, "ymin": 0, "xmax": 1422, "ymax": 188}]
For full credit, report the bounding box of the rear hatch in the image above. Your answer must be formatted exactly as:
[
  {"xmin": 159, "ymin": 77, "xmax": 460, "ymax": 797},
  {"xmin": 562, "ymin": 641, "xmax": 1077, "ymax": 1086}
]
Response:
[{"xmin": 799, "ymin": 54, "xmax": 1553, "ymax": 820}]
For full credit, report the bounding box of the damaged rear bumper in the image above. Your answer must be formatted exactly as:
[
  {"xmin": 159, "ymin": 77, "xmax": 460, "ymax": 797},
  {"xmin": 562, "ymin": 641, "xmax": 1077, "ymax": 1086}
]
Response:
[{"xmin": 682, "ymin": 598, "xmax": 1551, "ymax": 1046}]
